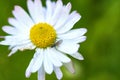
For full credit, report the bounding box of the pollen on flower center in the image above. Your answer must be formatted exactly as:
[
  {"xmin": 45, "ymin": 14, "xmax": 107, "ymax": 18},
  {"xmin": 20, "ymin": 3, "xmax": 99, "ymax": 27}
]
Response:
[{"xmin": 30, "ymin": 23, "xmax": 56, "ymax": 48}]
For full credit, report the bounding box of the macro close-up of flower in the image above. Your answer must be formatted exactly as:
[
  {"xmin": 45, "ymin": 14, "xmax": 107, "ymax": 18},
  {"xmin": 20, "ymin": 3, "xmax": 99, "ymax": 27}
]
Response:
[{"xmin": 0, "ymin": 0, "xmax": 87, "ymax": 80}]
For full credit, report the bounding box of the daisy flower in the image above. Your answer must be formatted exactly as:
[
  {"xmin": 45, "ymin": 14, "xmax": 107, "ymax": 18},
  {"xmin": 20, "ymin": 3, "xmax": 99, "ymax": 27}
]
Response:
[{"xmin": 0, "ymin": 0, "xmax": 87, "ymax": 80}]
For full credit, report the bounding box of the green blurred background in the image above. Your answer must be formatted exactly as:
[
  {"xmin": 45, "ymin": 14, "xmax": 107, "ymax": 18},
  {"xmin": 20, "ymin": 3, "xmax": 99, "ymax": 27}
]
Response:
[{"xmin": 0, "ymin": 0, "xmax": 120, "ymax": 80}]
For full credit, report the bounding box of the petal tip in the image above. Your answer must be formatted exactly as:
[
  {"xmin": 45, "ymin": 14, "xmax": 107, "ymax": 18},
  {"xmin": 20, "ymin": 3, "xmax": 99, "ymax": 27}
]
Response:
[
  {"xmin": 8, "ymin": 53, "xmax": 12, "ymax": 57},
  {"xmin": 25, "ymin": 71, "xmax": 31, "ymax": 78}
]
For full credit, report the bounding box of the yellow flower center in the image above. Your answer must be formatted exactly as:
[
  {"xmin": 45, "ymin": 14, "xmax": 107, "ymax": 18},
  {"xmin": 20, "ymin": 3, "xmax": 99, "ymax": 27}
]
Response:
[{"xmin": 30, "ymin": 23, "xmax": 56, "ymax": 48}]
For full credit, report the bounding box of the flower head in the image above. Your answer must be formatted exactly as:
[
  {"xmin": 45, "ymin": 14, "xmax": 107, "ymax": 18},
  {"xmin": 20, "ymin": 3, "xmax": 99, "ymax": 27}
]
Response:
[{"xmin": 0, "ymin": 0, "xmax": 87, "ymax": 80}]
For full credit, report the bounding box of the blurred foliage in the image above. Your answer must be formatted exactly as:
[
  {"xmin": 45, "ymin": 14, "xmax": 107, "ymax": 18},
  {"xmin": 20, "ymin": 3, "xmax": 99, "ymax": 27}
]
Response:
[{"xmin": 0, "ymin": 0, "xmax": 120, "ymax": 80}]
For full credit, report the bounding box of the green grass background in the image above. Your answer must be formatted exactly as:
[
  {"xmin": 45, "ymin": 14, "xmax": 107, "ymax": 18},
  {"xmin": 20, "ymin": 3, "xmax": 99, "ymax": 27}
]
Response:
[{"xmin": 0, "ymin": 0, "xmax": 120, "ymax": 80}]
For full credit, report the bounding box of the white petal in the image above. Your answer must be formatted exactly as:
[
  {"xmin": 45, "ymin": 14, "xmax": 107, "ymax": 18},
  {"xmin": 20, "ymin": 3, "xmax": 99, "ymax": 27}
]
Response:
[
  {"xmin": 12, "ymin": 39, "xmax": 31, "ymax": 47},
  {"xmin": 64, "ymin": 61, "xmax": 75, "ymax": 73},
  {"xmin": 10, "ymin": 40, "xmax": 31, "ymax": 50},
  {"xmin": 8, "ymin": 47, "xmax": 18, "ymax": 56},
  {"xmin": 44, "ymin": 48, "xmax": 53, "ymax": 74},
  {"xmin": 34, "ymin": 0, "xmax": 45, "ymax": 23},
  {"xmin": 8, "ymin": 18, "xmax": 30, "ymax": 34},
  {"xmin": 2, "ymin": 26, "xmax": 17, "ymax": 35},
  {"xmin": 58, "ymin": 28, "xmax": 87, "ymax": 39},
  {"xmin": 54, "ymin": 67, "xmax": 63, "ymax": 80},
  {"xmin": 47, "ymin": 48, "xmax": 62, "ymax": 67},
  {"xmin": 45, "ymin": 0, "xmax": 53, "ymax": 23},
  {"xmin": 26, "ymin": 58, "xmax": 34, "ymax": 78},
  {"xmin": 57, "ymin": 53, "xmax": 71, "ymax": 63},
  {"xmin": 7, "ymin": 39, "xmax": 35, "ymax": 51},
  {"xmin": 5, "ymin": 35, "xmax": 28, "ymax": 41},
  {"xmin": 71, "ymin": 36, "xmax": 87, "ymax": 43},
  {"xmin": 12, "ymin": 6, "xmax": 34, "ymax": 27},
  {"xmin": 50, "ymin": 0, "xmax": 63, "ymax": 25},
  {"xmin": 0, "ymin": 40, "xmax": 10, "ymax": 45},
  {"xmin": 54, "ymin": 2, "xmax": 71, "ymax": 30},
  {"xmin": 1, "ymin": 35, "xmax": 30, "ymax": 50},
  {"xmin": 25, "ymin": 49, "xmax": 42, "ymax": 77},
  {"xmin": 64, "ymin": 2, "xmax": 72, "ymax": 14},
  {"xmin": 38, "ymin": 66, "xmax": 45, "ymax": 80},
  {"xmin": 69, "ymin": 52, "xmax": 84, "ymax": 60},
  {"xmin": 17, "ymin": 42, "xmax": 36, "ymax": 51},
  {"xmin": 33, "ymin": 48, "xmax": 41, "ymax": 58},
  {"xmin": 57, "ymin": 11, "xmax": 81, "ymax": 34},
  {"xmin": 52, "ymin": 49, "xmax": 71, "ymax": 63},
  {"xmin": 56, "ymin": 40, "xmax": 80, "ymax": 54},
  {"xmin": 8, "ymin": 18, "xmax": 23, "ymax": 31},
  {"xmin": 27, "ymin": 0, "xmax": 44, "ymax": 23},
  {"xmin": 27, "ymin": 0, "xmax": 36, "ymax": 22},
  {"xmin": 31, "ymin": 49, "xmax": 44, "ymax": 73}
]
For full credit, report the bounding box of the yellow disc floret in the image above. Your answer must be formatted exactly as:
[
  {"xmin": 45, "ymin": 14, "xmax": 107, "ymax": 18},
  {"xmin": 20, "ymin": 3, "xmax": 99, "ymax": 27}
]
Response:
[{"xmin": 30, "ymin": 23, "xmax": 56, "ymax": 48}]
